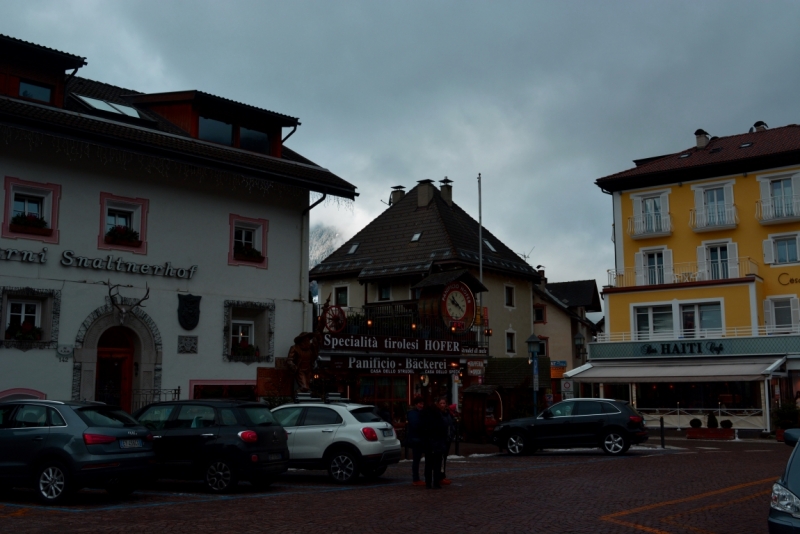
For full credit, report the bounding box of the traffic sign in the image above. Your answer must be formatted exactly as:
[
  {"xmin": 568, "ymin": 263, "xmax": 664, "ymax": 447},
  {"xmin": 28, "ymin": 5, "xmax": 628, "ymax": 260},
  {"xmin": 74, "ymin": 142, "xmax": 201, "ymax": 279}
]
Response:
[{"xmin": 561, "ymin": 379, "xmax": 574, "ymax": 393}]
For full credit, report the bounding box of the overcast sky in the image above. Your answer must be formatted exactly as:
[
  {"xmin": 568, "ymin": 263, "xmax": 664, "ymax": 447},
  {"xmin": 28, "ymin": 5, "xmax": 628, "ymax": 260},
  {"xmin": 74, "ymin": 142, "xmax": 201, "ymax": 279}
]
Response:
[{"xmin": 5, "ymin": 1, "xmax": 800, "ymax": 317}]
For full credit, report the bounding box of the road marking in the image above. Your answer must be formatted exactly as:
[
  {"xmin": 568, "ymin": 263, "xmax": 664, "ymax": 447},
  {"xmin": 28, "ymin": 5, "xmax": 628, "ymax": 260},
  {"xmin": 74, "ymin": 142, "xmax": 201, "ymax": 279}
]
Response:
[
  {"xmin": 600, "ymin": 477, "xmax": 777, "ymax": 534},
  {"xmin": 695, "ymin": 447, "xmax": 719, "ymax": 450},
  {"xmin": 744, "ymin": 450, "xmax": 773, "ymax": 452},
  {"xmin": 659, "ymin": 489, "xmax": 771, "ymax": 532}
]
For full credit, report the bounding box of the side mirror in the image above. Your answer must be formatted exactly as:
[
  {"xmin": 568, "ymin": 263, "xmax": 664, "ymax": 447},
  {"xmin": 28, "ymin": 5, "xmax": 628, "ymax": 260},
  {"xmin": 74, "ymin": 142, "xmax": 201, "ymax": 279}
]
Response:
[
  {"xmin": 785, "ymin": 428, "xmax": 800, "ymax": 447},
  {"xmin": 542, "ymin": 410, "xmax": 553, "ymax": 419}
]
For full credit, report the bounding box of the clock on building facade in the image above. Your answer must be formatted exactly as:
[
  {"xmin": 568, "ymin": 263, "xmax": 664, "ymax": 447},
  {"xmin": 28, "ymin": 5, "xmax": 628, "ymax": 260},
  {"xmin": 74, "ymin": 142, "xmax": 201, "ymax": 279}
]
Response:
[{"xmin": 440, "ymin": 281, "xmax": 476, "ymax": 332}]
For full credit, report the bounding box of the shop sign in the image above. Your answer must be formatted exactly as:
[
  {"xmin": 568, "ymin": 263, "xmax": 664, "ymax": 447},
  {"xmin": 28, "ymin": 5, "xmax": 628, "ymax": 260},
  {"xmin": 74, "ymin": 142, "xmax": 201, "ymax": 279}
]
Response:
[
  {"xmin": 640, "ymin": 341, "xmax": 724, "ymax": 356},
  {"xmin": 323, "ymin": 333, "xmax": 479, "ymax": 356},
  {"xmin": 779, "ymin": 273, "xmax": 800, "ymax": 285},
  {"xmin": 331, "ymin": 355, "xmax": 460, "ymax": 375},
  {"xmin": 61, "ymin": 250, "xmax": 197, "ymax": 279},
  {"xmin": 550, "ymin": 360, "xmax": 567, "ymax": 379},
  {"xmin": 461, "ymin": 346, "xmax": 489, "ymax": 356},
  {"xmin": 1, "ymin": 246, "xmax": 47, "ymax": 263},
  {"xmin": 467, "ymin": 359, "xmax": 484, "ymax": 376}
]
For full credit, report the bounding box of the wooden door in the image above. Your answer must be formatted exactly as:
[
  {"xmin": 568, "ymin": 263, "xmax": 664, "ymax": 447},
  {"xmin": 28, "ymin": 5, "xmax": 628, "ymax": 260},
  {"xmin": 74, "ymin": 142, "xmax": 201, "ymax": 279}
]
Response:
[{"xmin": 95, "ymin": 348, "xmax": 133, "ymax": 413}]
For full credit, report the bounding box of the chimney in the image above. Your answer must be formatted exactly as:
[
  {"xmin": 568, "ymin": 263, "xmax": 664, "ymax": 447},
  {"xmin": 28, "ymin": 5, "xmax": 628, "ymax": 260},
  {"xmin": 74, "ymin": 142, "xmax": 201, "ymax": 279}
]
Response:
[
  {"xmin": 754, "ymin": 121, "xmax": 769, "ymax": 132},
  {"xmin": 694, "ymin": 129, "xmax": 710, "ymax": 149},
  {"xmin": 417, "ymin": 179, "xmax": 434, "ymax": 207},
  {"xmin": 440, "ymin": 177, "xmax": 453, "ymax": 207},
  {"xmin": 390, "ymin": 185, "xmax": 405, "ymax": 205}
]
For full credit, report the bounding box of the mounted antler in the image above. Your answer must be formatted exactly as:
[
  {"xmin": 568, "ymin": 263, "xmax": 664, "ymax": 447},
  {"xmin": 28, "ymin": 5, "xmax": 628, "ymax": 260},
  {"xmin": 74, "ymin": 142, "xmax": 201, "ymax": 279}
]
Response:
[{"xmin": 108, "ymin": 280, "xmax": 150, "ymax": 325}]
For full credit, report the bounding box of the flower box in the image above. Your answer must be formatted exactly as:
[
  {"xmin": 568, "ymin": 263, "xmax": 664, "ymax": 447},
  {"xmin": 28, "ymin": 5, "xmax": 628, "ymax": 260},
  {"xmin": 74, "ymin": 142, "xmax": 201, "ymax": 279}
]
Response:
[
  {"xmin": 234, "ymin": 253, "xmax": 265, "ymax": 263},
  {"xmin": 685, "ymin": 428, "xmax": 734, "ymax": 440},
  {"xmin": 104, "ymin": 236, "xmax": 143, "ymax": 248},
  {"xmin": 9, "ymin": 224, "xmax": 53, "ymax": 237}
]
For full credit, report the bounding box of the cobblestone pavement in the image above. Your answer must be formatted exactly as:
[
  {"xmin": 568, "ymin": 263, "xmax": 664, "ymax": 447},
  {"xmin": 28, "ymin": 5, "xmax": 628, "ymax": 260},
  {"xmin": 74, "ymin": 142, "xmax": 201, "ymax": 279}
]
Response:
[{"xmin": 0, "ymin": 439, "xmax": 791, "ymax": 533}]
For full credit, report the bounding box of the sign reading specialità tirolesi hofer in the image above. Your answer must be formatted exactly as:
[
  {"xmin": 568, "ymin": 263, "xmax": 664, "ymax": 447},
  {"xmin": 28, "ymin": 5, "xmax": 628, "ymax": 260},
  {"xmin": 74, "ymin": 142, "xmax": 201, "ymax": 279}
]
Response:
[{"xmin": 321, "ymin": 333, "xmax": 487, "ymax": 356}]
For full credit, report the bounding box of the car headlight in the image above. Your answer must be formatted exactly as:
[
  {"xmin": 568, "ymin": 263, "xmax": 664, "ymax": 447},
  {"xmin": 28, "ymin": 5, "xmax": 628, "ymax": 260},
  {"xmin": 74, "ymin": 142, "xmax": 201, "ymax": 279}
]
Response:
[{"xmin": 771, "ymin": 483, "xmax": 800, "ymax": 516}]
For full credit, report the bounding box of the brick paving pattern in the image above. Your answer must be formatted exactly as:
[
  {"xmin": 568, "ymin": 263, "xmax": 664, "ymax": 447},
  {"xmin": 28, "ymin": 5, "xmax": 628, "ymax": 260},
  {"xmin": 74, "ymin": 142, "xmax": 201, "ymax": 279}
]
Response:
[{"xmin": 0, "ymin": 439, "xmax": 790, "ymax": 533}]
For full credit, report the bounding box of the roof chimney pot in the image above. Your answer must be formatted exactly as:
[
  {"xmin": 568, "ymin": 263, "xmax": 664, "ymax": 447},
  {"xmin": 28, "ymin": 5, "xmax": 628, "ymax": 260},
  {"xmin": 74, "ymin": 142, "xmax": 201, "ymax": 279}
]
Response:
[
  {"xmin": 417, "ymin": 179, "xmax": 434, "ymax": 207},
  {"xmin": 440, "ymin": 177, "xmax": 453, "ymax": 207},
  {"xmin": 694, "ymin": 129, "xmax": 710, "ymax": 149},
  {"xmin": 390, "ymin": 185, "xmax": 406, "ymax": 205},
  {"xmin": 754, "ymin": 121, "xmax": 769, "ymax": 132}
]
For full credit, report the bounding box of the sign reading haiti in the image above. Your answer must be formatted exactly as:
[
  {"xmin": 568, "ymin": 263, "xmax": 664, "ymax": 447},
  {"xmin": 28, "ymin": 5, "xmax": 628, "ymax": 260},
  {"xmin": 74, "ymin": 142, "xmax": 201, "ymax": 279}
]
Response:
[
  {"xmin": 331, "ymin": 355, "xmax": 460, "ymax": 375},
  {"xmin": 322, "ymin": 333, "xmax": 462, "ymax": 355}
]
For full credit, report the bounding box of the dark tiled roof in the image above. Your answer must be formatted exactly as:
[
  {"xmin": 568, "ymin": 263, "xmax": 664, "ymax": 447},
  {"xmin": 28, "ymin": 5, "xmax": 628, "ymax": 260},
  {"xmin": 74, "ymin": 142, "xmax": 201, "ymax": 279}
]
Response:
[
  {"xmin": 545, "ymin": 280, "xmax": 602, "ymax": 312},
  {"xmin": 0, "ymin": 94, "xmax": 356, "ymax": 199},
  {"xmin": 410, "ymin": 269, "xmax": 488, "ymax": 293},
  {"xmin": 0, "ymin": 34, "xmax": 86, "ymax": 68},
  {"xmin": 596, "ymin": 124, "xmax": 800, "ymax": 192},
  {"xmin": 484, "ymin": 357, "xmax": 551, "ymax": 388},
  {"xmin": 310, "ymin": 184, "xmax": 537, "ymax": 279}
]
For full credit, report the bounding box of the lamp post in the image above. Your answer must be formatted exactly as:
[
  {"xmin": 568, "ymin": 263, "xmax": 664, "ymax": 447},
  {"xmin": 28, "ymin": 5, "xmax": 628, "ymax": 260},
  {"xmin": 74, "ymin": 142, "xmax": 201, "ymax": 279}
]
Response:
[{"xmin": 526, "ymin": 333, "xmax": 540, "ymax": 417}]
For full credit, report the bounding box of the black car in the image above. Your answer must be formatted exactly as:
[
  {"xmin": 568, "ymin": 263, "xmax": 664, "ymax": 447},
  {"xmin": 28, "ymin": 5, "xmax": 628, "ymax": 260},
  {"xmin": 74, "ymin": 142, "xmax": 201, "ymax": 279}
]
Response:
[
  {"xmin": 768, "ymin": 428, "xmax": 800, "ymax": 532},
  {"xmin": 491, "ymin": 398, "xmax": 648, "ymax": 456},
  {"xmin": 0, "ymin": 400, "xmax": 154, "ymax": 504},
  {"xmin": 134, "ymin": 400, "xmax": 289, "ymax": 492}
]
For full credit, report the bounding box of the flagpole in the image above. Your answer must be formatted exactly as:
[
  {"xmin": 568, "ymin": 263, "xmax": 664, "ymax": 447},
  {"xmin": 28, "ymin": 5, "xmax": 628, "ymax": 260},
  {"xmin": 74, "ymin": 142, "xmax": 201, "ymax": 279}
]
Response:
[{"xmin": 478, "ymin": 173, "xmax": 483, "ymax": 345}]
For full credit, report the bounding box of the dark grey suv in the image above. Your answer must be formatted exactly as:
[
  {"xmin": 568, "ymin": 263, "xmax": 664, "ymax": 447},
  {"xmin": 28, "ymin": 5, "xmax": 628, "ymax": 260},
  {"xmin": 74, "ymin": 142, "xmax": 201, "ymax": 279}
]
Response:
[
  {"xmin": 0, "ymin": 400, "xmax": 154, "ymax": 504},
  {"xmin": 491, "ymin": 398, "xmax": 648, "ymax": 456}
]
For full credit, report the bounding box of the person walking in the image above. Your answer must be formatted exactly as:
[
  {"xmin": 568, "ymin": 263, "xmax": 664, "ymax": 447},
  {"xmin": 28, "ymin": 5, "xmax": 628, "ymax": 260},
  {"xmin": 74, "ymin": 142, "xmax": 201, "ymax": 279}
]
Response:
[
  {"xmin": 421, "ymin": 396, "xmax": 449, "ymax": 489},
  {"xmin": 439, "ymin": 401, "xmax": 457, "ymax": 485},
  {"xmin": 406, "ymin": 396, "xmax": 426, "ymax": 487}
]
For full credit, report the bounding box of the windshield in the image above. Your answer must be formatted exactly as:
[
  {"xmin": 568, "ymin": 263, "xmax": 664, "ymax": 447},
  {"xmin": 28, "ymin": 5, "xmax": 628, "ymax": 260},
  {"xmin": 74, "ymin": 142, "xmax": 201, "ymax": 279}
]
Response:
[
  {"xmin": 783, "ymin": 444, "xmax": 800, "ymax": 495},
  {"xmin": 350, "ymin": 407, "xmax": 383, "ymax": 423},
  {"xmin": 77, "ymin": 407, "xmax": 139, "ymax": 427},
  {"xmin": 241, "ymin": 406, "xmax": 276, "ymax": 426}
]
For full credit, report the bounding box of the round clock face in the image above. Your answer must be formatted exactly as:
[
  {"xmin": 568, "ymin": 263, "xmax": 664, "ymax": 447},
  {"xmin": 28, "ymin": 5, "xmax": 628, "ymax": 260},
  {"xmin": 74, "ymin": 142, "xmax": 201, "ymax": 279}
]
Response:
[{"xmin": 440, "ymin": 281, "xmax": 476, "ymax": 331}]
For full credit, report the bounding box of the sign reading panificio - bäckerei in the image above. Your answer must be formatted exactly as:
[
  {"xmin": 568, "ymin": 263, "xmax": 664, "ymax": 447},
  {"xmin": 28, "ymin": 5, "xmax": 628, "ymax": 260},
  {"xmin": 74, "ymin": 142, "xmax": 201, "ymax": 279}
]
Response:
[{"xmin": 331, "ymin": 355, "xmax": 460, "ymax": 375}]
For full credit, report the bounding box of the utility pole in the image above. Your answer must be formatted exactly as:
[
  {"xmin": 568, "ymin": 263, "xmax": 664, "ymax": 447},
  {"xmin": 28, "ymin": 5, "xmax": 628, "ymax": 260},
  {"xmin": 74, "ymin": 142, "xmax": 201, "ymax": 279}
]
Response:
[{"xmin": 477, "ymin": 173, "xmax": 483, "ymax": 346}]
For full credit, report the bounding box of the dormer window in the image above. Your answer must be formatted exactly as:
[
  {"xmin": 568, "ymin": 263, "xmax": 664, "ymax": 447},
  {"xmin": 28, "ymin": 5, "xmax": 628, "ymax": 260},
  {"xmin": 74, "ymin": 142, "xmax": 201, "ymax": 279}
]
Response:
[
  {"xmin": 19, "ymin": 81, "xmax": 52, "ymax": 103},
  {"xmin": 483, "ymin": 239, "xmax": 496, "ymax": 252},
  {"xmin": 411, "ymin": 233, "xmax": 422, "ymax": 242},
  {"xmin": 199, "ymin": 116, "xmax": 234, "ymax": 146},
  {"xmin": 240, "ymin": 127, "xmax": 269, "ymax": 154}
]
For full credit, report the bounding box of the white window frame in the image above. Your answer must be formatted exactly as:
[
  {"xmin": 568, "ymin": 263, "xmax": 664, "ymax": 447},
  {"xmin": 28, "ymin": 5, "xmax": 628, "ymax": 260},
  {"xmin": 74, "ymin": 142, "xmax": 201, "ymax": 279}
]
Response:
[
  {"xmin": 630, "ymin": 188, "xmax": 671, "ymax": 237},
  {"xmin": 679, "ymin": 302, "xmax": 723, "ymax": 338},
  {"xmin": 334, "ymin": 285, "xmax": 349, "ymax": 307},
  {"xmin": 504, "ymin": 284, "xmax": 516, "ymax": 309},
  {"xmin": 630, "ymin": 297, "xmax": 725, "ymax": 341},
  {"xmin": 696, "ymin": 238, "xmax": 739, "ymax": 281},
  {"xmin": 756, "ymin": 172, "xmax": 800, "ymax": 223},
  {"xmin": 99, "ymin": 192, "xmax": 149, "ymax": 254},
  {"xmin": 634, "ymin": 246, "xmax": 673, "ymax": 286},
  {"xmin": 230, "ymin": 320, "xmax": 255, "ymax": 347},
  {"xmin": 763, "ymin": 231, "xmax": 800, "ymax": 267},
  {"xmin": 6, "ymin": 299, "xmax": 41, "ymax": 329},
  {"xmin": 228, "ymin": 214, "xmax": 268, "ymax": 268},
  {"xmin": 234, "ymin": 225, "xmax": 256, "ymax": 249},
  {"xmin": 3, "ymin": 177, "xmax": 61, "ymax": 244},
  {"xmin": 764, "ymin": 295, "xmax": 800, "ymax": 334},
  {"xmin": 377, "ymin": 283, "xmax": 391, "ymax": 301},
  {"xmin": 690, "ymin": 180, "xmax": 736, "ymax": 231}
]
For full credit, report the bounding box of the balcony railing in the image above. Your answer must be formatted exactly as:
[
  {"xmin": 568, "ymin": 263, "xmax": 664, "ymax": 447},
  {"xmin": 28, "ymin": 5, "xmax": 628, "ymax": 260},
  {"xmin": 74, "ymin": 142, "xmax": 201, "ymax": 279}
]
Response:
[
  {"xmin": 627, "ymin": 213, "xmax": 672, "ymax": 239},
  {"xmin": 757, "ymin": 195, "xmax": 800, "ymax": 224},
  {"xmin": 689, "ymin": 205, "xmax": 739, "ymax": 231},
  {"xmin": 323, "ymin": 301, "xmax": 487, "ymax": 348},
  {"xmin": 596, "ymin": 324, "xmax": 800, "ymax": 342},
  {"xmin": 606, "ymin": 257, "xmax": 759, "ymax": 288}
]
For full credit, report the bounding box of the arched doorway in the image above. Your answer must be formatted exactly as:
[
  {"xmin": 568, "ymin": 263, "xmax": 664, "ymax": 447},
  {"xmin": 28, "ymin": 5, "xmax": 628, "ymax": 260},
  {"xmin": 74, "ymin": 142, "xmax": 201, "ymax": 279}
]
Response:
[{"xmin": 95, "ymin": 327, "xmax": 135, "ymax": 413}]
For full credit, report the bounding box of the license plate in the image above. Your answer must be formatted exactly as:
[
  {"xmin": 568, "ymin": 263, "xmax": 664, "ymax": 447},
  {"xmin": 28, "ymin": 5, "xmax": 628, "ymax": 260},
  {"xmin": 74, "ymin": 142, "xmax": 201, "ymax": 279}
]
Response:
[
  {"xmin": 382, "ymin": 429, "xmax": 393, "ymax": 437},
  {"xmin": 268, "ymin": 453, "xmax": 282, "ymax": 461},
  {"xmin": 119, "ymin": 439, "xmax": 142, "ymax": 449}
]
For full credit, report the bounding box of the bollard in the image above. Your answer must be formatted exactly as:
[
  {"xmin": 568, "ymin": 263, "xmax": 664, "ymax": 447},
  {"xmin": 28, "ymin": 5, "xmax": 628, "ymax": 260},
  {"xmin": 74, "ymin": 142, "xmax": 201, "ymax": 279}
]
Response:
[{"xmin": 660, "ymin": 416, "xmax": 665, "ymax": 449}]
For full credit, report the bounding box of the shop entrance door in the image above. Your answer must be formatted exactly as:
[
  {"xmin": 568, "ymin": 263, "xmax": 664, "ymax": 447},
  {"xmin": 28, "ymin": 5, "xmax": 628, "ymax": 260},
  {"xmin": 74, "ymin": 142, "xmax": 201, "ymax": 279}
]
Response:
[{"xmin": 95, "ymin": 327, "xmax": 134, "ymax": 413}]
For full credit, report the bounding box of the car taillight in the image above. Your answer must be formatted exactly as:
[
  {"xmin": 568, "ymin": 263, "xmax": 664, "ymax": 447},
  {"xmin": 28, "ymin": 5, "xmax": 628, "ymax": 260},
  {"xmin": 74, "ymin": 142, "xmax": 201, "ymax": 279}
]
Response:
[
  {"xmin": 144, "ymin": 433, "xmax": 154, "ymax": 442},
  {"xmin": 361, "ymin": 427, "xmax": 378, "ymax": 442},
  {"xmin": 629, "ymin": 416, "xmax": 643, "ymax": 424},
  {"xmin": 238, "ymin": 430, "xmax": 258, "ymax": 443},
  {"xmin": 83, "ymin": 433, "xmax": 116, "ymax": 445}
]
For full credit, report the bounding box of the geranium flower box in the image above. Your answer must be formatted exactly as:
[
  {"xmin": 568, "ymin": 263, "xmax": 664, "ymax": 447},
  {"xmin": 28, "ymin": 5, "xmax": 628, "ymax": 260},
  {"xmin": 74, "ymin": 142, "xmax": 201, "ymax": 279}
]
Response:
[
  {"xmin": 104, "ymin": 236, "xmax": 143, "ymax": 248},
  {"xmin": 9, "ymin": 224, "xmax": 53, "ymax": 237}
]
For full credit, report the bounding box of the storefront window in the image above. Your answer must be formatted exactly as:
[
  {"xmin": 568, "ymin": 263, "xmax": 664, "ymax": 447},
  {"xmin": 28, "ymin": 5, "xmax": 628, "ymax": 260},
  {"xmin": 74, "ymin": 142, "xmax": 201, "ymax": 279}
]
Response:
[
  {"xmin": 635, "ymin": 306, "xmax": 673, "ymax": 340},
  {"xmin": 636, "ymin": 381, "xmax": 761, "ymax": 410},
  {"xmin": 357, "ymin": 376, "xmax": 408, "ymax": 424}
]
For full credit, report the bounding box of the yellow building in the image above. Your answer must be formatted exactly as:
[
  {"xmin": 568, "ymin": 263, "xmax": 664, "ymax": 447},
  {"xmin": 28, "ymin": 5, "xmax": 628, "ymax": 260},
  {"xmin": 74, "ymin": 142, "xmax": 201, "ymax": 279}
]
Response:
[{"xmin": 568, "ymin": 122, "xmax": 800, "ymax": 433}]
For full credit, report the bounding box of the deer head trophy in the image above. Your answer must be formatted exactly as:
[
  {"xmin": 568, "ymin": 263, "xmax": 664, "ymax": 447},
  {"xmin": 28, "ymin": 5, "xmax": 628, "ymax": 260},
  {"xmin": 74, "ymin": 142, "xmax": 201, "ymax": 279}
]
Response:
[{"xmin": 108, "ymin": 280, "xmax": 150, "ymax": 325}]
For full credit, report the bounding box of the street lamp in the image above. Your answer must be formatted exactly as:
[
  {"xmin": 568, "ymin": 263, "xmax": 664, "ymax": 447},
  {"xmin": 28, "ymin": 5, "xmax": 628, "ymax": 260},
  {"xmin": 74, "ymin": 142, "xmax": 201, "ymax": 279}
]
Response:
[
  {"xmin": 573, "ymin": 332, "xmax": 586, "ymax": 360},
  {"xmin": 526, "ymin": 333, "xmax": 541, "ymax": 417}
]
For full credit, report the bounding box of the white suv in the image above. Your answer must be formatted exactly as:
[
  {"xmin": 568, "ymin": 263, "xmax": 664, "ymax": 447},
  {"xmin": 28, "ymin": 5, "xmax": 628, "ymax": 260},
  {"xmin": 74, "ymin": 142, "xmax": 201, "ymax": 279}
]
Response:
[{"xmin": 271, "ymin": 397, "xmax": 401, "ymax": 483}]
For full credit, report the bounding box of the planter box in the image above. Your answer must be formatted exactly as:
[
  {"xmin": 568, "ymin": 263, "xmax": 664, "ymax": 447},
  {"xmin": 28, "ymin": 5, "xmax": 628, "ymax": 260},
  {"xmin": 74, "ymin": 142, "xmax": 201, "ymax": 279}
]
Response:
[
  {"xmin": 686, "ymin": 428, "xmax": 734, "ymax": 440},
  {"xmin": 9, "ymin": 224, "xmax": 53, "ymax": 236},
  {"xmin": 104, "ymin": 236, "xmax": 142, "ymax": 247},
  {"xmin": 234, "ymin": 253, "xmax": 265, "ymax": 263}
]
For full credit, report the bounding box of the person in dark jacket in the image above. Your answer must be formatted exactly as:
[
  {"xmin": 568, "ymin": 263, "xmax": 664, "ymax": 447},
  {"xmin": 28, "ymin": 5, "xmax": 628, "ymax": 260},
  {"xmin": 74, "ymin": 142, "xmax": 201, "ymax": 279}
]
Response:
[
  {"xmin": 420, "ymin": 396, "xmax": 449, "ymax": 489},
  {"xmin": 406, "ymin": 396, "xmax": 426, "ymax": 486},
  {"xmin": 439, "ymin": 400, "xmax": 457, "ymax": 485}
]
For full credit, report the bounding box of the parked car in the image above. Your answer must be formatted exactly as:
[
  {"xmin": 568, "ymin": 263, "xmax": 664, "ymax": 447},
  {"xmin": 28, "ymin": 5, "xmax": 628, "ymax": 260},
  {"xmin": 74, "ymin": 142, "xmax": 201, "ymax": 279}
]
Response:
[
  {"xmin": 0, "ymin": 400, "xmax": 154, "ymax": 504},
  {"xmin": 133, "ymin": 400, "xmax": 288, "ymax": 493},
  {"xmin": 491, "ymin": 398, "xmax": 648, "ymax": 456},
  {"xmin": 768, "ymin": 428, "xmax": 800, "ymax": 532},
  {"xmin": 271, "ymin": 397, "xmax": 401, "ymax": 483}
]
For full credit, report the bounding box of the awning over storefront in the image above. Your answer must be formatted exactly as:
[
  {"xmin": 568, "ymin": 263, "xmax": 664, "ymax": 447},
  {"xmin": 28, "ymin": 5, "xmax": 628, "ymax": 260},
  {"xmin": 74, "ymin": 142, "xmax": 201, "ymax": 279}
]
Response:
[{"xmin": 564, "ymin": 357, "xmax": 785, "ymax": 383}]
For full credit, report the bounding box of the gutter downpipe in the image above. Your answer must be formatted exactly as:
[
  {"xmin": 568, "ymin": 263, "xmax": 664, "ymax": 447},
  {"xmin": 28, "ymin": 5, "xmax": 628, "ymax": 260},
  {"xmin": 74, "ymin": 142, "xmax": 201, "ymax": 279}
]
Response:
[
  {"xmin": 301, "ymin": 192, "xmax": 327, "ymax": 328},
  {"xmin": 282, "ymin": 124, "xmax": 298, "ymax": 143}
]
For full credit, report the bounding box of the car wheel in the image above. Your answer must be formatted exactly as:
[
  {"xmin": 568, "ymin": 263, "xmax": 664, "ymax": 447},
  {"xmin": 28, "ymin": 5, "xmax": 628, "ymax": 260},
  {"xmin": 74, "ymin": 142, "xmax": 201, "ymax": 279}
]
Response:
[
  {"xmin": 35, "ymin": 461, "xmax": 72, "ymax": 505},
  {"xmin": 602, "ymin": 431, "xmax": 629, "ymax": 456},
  {"xmin": 328, "ymin": 450, "xmax": 359, "ymax": 483},
  {"xmin": 361, "ymin": 465, "xmax": 387, "ymax": 479},
  {"xmin": 205, "ymin": 459, "xmax": 238, "ymax": 493},
  {"xmin": 506, "ymin": 432, "xmax": 527, "ymax": 456}
]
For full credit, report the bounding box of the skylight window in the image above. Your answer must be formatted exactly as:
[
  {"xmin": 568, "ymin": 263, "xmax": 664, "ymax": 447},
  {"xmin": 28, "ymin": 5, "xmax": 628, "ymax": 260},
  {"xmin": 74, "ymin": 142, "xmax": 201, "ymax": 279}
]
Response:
[
  {"xmin": 75, "ymin": 94, "xmax": 141, "ymax": 118},
  {"xmin": 678, "ymin": 153, "xmax": 691, "ymax": 159},
  {"xmin": 483, "ymin": 239, "xmax": 496, "ymax": 252},
  {"xmin": 411, "ymin": 233, "xmax": 422, "ymax": 242},
  {"xmin": 347, "ymin": 243, "xmax": 359, "ymax": 255},
  {"xmin": 740, "ymin": 142, "xmax": 753, "ymax": 148}
]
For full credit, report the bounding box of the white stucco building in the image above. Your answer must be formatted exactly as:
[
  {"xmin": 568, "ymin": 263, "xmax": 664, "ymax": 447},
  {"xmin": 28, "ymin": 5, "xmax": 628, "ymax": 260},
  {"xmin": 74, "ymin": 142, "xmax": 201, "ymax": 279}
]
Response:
[{"xmin": 0, "ymin": 35, "xmax": 356, "ymax": 410}]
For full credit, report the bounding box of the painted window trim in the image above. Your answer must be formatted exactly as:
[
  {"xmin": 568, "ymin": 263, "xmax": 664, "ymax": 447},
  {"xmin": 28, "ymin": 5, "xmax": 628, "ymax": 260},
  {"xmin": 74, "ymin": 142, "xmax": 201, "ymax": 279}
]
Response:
[
  {"xmin": 533, "ymin": 303, "xmax": 547, "ymax": 324},
  {"xmin": 0, "ymin": 287, "xmax": 61, "ymax": 350},
  {"xmin": 537, "ymin": 335, "xmax": 549, "ymax": 357},
  {"xmin": 228, "ymin": 214, "xmax": 269, "ymax": 269},
  {"xmin": 2, "ymin": 176, "xmax": 61, "ymax": 244},
  {"xmin": 377, "ymin": 282, "xmax": 392, "ymax": 301},
  {"xmin": 231, "ymin": 320, "xmax": 255, "ymax": 346},
  {"xmin": 98, "ymin": 192, "xmax": 149, "ymax": 255},
  {"xmin": 630, "ymin": 297, "xmax": 726, "ymax": 340},
  {"xmin": 765, "ymin": 231, "xmax": 800, "ymax": 267},
  {"xmin": 334, "ymin": 285, "xmax": 350, "ymax": 307}
]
